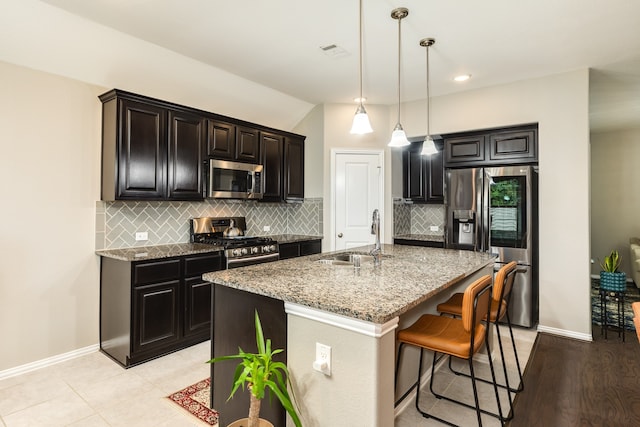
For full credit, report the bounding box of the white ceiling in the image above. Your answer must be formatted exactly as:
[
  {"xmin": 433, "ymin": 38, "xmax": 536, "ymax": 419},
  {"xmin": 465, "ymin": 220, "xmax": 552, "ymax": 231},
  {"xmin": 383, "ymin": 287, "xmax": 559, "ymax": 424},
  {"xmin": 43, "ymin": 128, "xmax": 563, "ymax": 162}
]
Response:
[{"xmin": 41, "ymin": 0, "xmax": 640, "ymax": 131}]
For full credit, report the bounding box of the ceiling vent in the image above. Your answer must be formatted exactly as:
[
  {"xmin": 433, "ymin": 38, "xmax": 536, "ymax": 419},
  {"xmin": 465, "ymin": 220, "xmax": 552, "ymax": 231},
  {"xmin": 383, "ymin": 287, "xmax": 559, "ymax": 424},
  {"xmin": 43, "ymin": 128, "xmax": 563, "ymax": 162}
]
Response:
[{"xmin": 320, "ymin": 44, "xmax": 349, "ymax": 58}]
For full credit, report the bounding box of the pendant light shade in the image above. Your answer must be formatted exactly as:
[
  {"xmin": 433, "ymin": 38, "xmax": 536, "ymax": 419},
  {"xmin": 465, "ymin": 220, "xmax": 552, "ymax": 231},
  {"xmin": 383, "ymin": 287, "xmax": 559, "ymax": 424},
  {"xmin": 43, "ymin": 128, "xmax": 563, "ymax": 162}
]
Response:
[
  {"xmin": 419, "ymin": 37, "xmax": 437, "ymax": 155},
  {"xmin": 350, "ymin": 103, "xmax": 373, "ymax": 134},
  {"xmin": 350, "ymin": 0, "xmax": 373, "ymax": 134},
  {"xmin": 388, "ymin": 7, "xmax": 410, "ymax": 147}
]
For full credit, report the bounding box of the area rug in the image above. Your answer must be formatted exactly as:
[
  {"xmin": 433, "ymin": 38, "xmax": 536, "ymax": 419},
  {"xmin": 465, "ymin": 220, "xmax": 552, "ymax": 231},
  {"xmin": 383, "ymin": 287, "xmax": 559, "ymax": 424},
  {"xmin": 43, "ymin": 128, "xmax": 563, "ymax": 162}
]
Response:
[
  {"xmin": 591, "ymin": 277, "xmax": 640, "ymax": 330},
  {"xmin": 168, "ymin": 378, "xmax": 219, "ymax": 426}
]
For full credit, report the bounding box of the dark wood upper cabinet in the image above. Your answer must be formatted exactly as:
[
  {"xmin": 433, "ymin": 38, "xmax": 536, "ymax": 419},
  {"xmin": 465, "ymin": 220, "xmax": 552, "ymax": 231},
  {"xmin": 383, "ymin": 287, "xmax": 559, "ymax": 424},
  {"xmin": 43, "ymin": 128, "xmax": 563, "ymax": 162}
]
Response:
[
  {"xmin": 207, "ymin": 119, "xmax": 236, "ymax": 159},
  {"xmin": 489, "ymin": 129, "xmax": 537, "ymax": 162},
  {"xmin": 443, "ymin": 124, "xmax": 537, "ymax": 167},
  {"xmin": 100, "ymin": 89, "xmax": 306, "ymax": 202},
  {"xmin": 403, "ymin": 140, "xmax": 444, "ymax": 204},
  {"xmin": 112, "ymin": 98, "xmax": 166, "ymax": 200},
  {"xmin": 236, "ymin": 126, "xmax": 260, "ymax": 163},
  {"xmin": 444, "ymin": 134, "xmax": 486, "ymax": 166},
  {"xmin": 167, "ymin": 110, "xmax": 205, "ymax": 200},
  {"xmin": 100, "ymin": 90, "xmax": 205, "ymax": 201},
  {"xmin": 283, "ymin": 136, "xmax": 305, "ymax": 201},
  {"xmin": 260, "ymin": 132, "xmax": 284, "ymax": 201}
]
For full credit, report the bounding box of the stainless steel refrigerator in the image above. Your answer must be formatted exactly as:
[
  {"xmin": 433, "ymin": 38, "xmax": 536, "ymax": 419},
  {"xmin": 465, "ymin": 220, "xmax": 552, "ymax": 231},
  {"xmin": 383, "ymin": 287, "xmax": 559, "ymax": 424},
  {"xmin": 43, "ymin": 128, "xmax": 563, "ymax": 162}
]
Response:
[{"xmin": 445, "ymin": 165, "xmax": 538, "ymax": 327}]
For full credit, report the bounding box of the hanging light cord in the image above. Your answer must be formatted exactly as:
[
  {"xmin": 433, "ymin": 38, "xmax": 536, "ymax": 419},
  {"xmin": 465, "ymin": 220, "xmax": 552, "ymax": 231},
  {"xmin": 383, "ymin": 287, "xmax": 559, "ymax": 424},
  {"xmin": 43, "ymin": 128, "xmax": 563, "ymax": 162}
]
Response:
[
  {"xmin": 426, "ymin": 42, "xmax": 430, "ymax": 136},
  {"xmin": 358, "ymin": 0, "xmax": 364, "ymax": 105},
  {"xmin": 396, "ymin": 14, "xmax": 402, "ymax": 124}
]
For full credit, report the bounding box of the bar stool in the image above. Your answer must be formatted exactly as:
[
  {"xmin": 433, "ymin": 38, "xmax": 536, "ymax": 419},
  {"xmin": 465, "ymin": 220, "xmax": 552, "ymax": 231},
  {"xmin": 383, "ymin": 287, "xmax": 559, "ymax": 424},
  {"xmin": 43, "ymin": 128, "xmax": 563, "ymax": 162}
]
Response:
[
  {"xmin": 436, "ymin": 261, "xmax": 522, "ymax": 419},
  {"xmin": 395, "ymin": 275, "xmax": 504, "ymax": 426}
]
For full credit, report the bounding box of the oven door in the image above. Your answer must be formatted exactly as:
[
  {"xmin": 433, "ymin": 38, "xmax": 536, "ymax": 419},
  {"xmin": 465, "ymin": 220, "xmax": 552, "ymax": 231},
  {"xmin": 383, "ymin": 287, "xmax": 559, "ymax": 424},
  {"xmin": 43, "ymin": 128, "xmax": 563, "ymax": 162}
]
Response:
[{"xmin": 226, "ymin": 252, "xmax": 280, "ymax": 269}]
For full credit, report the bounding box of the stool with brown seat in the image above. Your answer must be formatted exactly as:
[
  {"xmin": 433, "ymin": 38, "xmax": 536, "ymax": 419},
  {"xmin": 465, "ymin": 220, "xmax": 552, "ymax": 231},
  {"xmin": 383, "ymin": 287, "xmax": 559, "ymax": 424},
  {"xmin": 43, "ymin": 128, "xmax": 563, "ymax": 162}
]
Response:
[
  {"xmin": 436, "ymin": 261, "xmax": 522, "ymax": 419},
  {"xmin": 395, "ymin": 275, "xmax": 504, "ymax": 426}
]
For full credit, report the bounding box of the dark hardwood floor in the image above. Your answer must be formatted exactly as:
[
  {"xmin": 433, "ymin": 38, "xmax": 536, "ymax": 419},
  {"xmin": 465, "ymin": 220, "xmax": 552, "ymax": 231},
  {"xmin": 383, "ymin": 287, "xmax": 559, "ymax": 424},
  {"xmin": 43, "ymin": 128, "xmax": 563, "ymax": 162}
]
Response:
[{"xmin": 508, "ymin": 326, "xmax": 640, "ymax": 427}]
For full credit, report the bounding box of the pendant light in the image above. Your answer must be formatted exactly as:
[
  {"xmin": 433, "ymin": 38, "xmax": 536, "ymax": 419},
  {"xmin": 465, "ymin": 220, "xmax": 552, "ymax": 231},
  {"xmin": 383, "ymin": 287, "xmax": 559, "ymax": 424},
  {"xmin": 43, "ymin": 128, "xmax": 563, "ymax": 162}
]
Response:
[
  {"xmin": 350, "ymin": 0, "xmax": 373, "ymax": 134},
  {"xmin": 419, "ymin": 38, "xmax": 438, "ymax": 155},
  {"xmin": 388, "ymin": 7, "xmax": 410, "ymax": 147}
]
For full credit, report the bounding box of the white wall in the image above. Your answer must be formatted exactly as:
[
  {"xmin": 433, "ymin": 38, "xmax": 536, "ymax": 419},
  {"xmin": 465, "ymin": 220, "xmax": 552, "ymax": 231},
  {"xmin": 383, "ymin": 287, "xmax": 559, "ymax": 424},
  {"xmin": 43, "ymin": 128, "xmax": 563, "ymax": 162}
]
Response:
[
  {"xmin": 0, "ymin": 61, "xmax": 105, "ymax": 371},
  {"xmin": 591, "ymin": 128, "xmax": 640, "ymax": 276}
]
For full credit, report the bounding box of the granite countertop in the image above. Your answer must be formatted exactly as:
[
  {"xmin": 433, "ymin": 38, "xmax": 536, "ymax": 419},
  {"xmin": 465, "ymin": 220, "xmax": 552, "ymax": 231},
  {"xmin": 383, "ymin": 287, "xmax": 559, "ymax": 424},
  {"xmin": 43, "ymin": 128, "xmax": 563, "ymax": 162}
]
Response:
[
  {"xmin": 270, "ymin": 234, "xmax": 323, "ymax": 243},
  {"xmin": 203, "ymin": 244, "xmax": 495, "ymax": 324},
  {"xmin": 394, "ymin": 233, "xmax": 445, "ymax": 242},
  {"xmin": 96, "ymin": 243, "xmax": 224, "ymax": 261}
]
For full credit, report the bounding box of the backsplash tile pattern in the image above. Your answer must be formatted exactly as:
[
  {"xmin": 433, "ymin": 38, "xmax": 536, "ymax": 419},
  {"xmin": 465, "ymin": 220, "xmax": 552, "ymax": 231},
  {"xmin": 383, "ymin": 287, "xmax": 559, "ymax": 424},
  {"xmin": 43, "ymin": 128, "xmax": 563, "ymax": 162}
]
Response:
[
  {"xmin": 393, "ymin": 199, "xmax": 411, "ymax": 235},
  {"xmin": 97, "ymin": 198, "xmax": 324, "ymax": 249},
  {"xmin": 411, "ymin": 204, "xmax": 445, "ymax": 234},
  {"xmin": 393, "ymin": 199, "xmax": 445, "ymax": 235}
]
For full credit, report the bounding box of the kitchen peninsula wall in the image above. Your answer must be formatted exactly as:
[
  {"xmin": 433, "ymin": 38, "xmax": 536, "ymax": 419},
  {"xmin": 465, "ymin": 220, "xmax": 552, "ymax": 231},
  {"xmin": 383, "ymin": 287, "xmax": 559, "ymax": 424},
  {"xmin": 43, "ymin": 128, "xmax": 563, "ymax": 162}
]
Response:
[
  {"xmin": 393, "ymin": 199, "xmax": 445, "ymax": 235},
  {"xmin": 95, "ymin": 198, "xmax": 323, "ymax": 249}
]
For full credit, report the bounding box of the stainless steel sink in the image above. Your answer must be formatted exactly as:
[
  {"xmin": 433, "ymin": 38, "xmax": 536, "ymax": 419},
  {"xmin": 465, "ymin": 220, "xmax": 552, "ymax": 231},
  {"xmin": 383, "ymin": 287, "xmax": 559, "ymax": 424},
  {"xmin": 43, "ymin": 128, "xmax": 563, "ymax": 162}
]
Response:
[{"xmin": 317, "ymin": 252, "xmax": 387, "ymax": 266}]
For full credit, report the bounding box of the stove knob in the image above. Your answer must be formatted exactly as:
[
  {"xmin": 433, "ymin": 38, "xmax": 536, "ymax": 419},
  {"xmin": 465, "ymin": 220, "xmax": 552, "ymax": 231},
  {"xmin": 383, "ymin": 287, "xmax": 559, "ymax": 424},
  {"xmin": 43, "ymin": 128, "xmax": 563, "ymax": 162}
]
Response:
[
  {"xmin": 241, "ymin": 248, "xmax": 248, "ymax": 255},
  {"xmin": 270, "ymin": 245, "xmax": 277, "ymax": 252},
  {"xmin": 232, "ymin": 249, "xmax": 241, "ymax": 256},
  {"xmin": 263, "ymin": 245, "xmax": 270, "ymax": 253},
  {"xmin": 251, "ymin": 247, "xmax": 259, "ymax": 254}
]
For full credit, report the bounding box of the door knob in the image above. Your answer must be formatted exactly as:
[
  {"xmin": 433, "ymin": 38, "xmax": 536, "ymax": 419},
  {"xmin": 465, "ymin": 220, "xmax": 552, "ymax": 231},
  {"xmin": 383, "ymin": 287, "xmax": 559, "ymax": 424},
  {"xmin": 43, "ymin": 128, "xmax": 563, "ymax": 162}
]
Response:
[{"xmin": 337, "ymin": 233, "xmax": 343, "ymax": 238}]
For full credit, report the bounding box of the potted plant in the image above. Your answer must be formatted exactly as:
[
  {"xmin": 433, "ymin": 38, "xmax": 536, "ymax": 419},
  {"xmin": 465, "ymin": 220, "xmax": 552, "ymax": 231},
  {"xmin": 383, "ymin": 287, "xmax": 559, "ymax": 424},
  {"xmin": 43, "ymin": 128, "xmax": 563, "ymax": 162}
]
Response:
[
  {"xmin": 208, "ymin": 310, "xmax": 302, "ymax": 427},
  {"xmin": 600, "ymin": 249, "xmax": 627, "ymax": 292}
]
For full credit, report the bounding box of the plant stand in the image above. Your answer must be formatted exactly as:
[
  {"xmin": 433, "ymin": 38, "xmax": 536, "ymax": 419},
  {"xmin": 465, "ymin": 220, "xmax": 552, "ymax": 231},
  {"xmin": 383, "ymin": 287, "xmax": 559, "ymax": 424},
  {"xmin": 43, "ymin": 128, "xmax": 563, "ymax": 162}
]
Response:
[{"xmin": 599, "ymin": 288, "xmax": 625, "ymax": 342}]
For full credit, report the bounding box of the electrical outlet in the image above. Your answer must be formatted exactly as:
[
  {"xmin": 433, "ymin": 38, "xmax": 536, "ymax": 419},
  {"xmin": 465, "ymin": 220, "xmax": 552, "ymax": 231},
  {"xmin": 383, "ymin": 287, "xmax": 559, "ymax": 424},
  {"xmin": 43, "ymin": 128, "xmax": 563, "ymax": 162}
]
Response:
[
  {"xmin": 135, "ymin": 231, "xmax": 148, "ymax": 241},
  {"xmin": 263, "ymin": 225, "xmax": 271, "ymax": 232},
  {"xmin": 429, "ymin": 225, "xmax": 439, "ymax": 232},
  {"xmin": 313, "ymin": 342, "xmax": 331, "ymax": 376}
]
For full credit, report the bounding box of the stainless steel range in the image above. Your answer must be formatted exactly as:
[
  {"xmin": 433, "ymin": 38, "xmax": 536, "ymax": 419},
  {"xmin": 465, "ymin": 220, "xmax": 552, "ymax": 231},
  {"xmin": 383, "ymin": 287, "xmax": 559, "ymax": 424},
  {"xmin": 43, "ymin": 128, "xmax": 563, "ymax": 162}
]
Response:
[{"xmin": 189, "ymin": 216, "xmax": 279, "ymax": 269}]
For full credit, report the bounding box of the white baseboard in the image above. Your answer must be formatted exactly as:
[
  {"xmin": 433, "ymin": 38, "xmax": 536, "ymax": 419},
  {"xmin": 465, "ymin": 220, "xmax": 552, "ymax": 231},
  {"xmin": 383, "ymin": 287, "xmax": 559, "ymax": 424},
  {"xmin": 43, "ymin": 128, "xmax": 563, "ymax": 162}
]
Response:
[
  {"xmin": 536, "ymin": 324, "xmax": 592, "ymax": 342},
  {"xmin": 0, "ymin": 344, "xmax": 100, "ymax": 381}
]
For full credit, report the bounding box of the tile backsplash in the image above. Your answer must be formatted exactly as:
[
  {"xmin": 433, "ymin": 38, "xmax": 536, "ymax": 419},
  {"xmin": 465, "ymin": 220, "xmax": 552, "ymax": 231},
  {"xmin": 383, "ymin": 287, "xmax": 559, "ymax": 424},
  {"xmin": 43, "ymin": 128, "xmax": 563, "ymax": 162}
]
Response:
[
  {"xmin": 393, "ymin": 199, "xmax": 445, "ymax": 235},
  {"xmin": 96, "ymin": 198, "xmax": 323, "ymax": 249}
]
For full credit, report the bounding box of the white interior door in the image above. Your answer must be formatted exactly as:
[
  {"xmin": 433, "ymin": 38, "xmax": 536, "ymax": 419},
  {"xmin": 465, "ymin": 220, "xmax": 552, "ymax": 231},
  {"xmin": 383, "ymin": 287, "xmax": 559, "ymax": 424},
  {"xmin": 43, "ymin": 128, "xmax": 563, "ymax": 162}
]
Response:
[{"xmin": 334, "ymin": 151, "xmax": 383, "ymax": 251}]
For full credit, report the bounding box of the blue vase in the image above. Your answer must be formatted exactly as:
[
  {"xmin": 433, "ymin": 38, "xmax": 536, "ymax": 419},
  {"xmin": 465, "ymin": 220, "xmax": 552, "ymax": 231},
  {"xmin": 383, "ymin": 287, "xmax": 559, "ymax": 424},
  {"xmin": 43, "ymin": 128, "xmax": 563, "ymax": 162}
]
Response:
[{"xmin": 600, "ymin": 271, "xmax": 627, "ymax": 292}]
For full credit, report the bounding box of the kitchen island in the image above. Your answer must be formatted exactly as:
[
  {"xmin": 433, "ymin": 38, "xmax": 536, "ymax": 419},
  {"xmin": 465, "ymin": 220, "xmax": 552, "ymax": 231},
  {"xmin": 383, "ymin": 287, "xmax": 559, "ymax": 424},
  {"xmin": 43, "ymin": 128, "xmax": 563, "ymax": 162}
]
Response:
[{"xmin": 203, "ymin": 244, "xmax": 495, "ymax": 426}]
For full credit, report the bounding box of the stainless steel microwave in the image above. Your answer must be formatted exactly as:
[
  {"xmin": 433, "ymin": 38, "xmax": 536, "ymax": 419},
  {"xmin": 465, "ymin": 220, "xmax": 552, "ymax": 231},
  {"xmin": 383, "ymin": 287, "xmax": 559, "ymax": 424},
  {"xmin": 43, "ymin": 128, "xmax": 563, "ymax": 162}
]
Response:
[{"xmin": 208, "ymin": 159, "xmax": 263, "ymax": 199}]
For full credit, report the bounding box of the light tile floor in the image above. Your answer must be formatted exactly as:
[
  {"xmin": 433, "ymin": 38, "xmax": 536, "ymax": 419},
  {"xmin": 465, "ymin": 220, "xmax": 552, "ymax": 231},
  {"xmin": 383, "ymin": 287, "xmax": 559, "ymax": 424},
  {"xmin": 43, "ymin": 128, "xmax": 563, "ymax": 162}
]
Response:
[{"xmin": 0, "ymin": 327, "xmax": 537, "ymax": 427}]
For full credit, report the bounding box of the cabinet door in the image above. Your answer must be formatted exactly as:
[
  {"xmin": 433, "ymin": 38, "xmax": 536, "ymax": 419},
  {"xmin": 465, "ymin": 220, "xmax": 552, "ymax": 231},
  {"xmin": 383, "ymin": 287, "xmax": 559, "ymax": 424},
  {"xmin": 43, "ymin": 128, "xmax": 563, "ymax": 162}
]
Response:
[
  {"xmin": 278, "ymin": 242, "xmax": 299, "ymax": 260},
  {"xmin": 444, "ymin": 134, "xmax": 486, "ymax": 166},
  {"xmin": 236, "ymin": 126, "xmax": 260, "ymax": 163},
  {"xmin": 283, "ymin": 137, "xmax": 305, "ymax": 201},
  {"xmin": 117, "ymin": 99, "xmax": 166, "ymax": 199},
  {"xmin": 488, "ymin": 129, "xmax": 537, "ymax": 163},
  {"xmin": 183, "ymin": 253, "xmax": 222, "ymax": 339},
  {"xmin": 426, "ymin": 146, "xmax": 444, "ymax": 203},
  {"xmin": 184, "ymin": 277, "xmax": 212, "ymax": 338},
  {"xmin": 207, "ymin": 119, "xmax": 236, "ymax": 159},
  {"xmin": 300, "ymin": 240, "xmax": 321, "ymax": 256},
  {"xmin": 167, "ymin": 110, "xmax": 205, "ymax": 200},
  {"xmin": 260, "ymin": 132, "xmax": 283, "ymax": 201},
  {"xmin": 132, "ymin": 280, "xmax": 181, "ymax": 354},
  {"xmin": 403, "ymin": 146, "xmax": 426, "ymax": 201}
]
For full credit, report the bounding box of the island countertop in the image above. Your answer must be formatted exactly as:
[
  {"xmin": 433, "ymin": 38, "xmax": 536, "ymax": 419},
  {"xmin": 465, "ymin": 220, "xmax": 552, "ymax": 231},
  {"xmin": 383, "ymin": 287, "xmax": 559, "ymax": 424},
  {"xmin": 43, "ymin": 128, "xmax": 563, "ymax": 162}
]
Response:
[{"xmin": 202, "ymin": 244, "xmax": 495, "ymax": 324}]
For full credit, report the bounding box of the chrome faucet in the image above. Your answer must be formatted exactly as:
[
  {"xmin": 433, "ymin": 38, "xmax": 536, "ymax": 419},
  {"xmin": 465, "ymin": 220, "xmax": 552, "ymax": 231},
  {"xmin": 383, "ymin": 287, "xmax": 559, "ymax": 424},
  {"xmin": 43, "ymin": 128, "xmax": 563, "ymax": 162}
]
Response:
[{"xmin": 370, "ymin": 209, "xmax": 381, "ymax": 266}]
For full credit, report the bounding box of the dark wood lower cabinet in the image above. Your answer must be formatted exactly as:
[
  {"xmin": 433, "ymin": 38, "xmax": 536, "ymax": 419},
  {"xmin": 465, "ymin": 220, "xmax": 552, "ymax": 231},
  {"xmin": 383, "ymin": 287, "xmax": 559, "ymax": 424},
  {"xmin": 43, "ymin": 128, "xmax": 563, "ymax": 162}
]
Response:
[
  {"xmin": 100, "ymin": 252, "xmax": 222, "ymax": 367},
  {"xmin": 279, "ymin": 239, "xmax": 321, "ymax": 260}
]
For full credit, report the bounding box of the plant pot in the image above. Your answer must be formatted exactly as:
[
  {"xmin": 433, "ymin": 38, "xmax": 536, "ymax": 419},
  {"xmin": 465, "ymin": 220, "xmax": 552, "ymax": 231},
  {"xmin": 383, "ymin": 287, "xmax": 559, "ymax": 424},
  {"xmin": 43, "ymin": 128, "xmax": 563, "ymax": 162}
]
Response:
[
  {"xmin": 227, "ymin": 419, "xmax": 274, "ymax": 427},
  {"xmin": 600, "ymin": 271, "xmax": 627, "ymax": 292}
]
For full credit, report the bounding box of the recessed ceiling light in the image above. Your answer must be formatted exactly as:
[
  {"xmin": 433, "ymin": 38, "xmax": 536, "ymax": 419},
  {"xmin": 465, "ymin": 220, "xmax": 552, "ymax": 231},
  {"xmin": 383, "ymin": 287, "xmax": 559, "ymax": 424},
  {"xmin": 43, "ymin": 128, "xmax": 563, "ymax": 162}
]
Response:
[{"xmin": 454, "ymin": 74, "xmax": 471, "ymax": 82}]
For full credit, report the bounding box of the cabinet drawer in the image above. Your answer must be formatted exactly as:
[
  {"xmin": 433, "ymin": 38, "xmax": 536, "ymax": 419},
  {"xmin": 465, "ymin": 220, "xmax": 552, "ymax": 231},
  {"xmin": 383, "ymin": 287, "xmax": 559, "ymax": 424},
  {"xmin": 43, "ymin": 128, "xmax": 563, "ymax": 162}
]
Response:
[
  {"xmin": 133, "ymin": 259, "xmax": 181, "ymax": 285},
  {"xmin": 300, "ymin": 240, "xmax": 321, "ymax": 256},
  {"xmin": 184, "ymin": 253, "xmax": 223, "ymax": 276}
]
